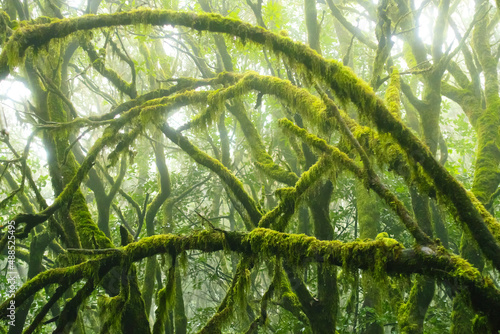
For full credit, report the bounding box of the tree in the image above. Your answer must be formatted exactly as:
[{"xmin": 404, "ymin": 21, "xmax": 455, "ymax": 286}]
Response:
[{"xmin": 0, "ymin": 0, "xmax": 499, "ymax": 333}]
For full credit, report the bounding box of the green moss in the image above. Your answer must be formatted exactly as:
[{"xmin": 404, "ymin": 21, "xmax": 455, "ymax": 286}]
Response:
[
  {"xmin": 451, "ymin": 289, "xmax": 474, "ymax": 333},
  {"xmin": 256, "ymin": 154, "xmax": 336, "ymax": 231},
  {"xmin": 278, "ymin": 117, "xmax": 434, "ymax": 244},
  {"xmin": 160, "ymin": 122, "xmax": 263, "ymax": 226},
  {"xmin": 467, "ymin": 191, "xmax": 500, "ymax": 242},
  {"xmin": 385, "ymin": 67, "xmax": 401, "ymax": 119},
  {"xmin": 98, "ymin": 295, "xmax": 125, "ymax": 333},
  {"xmin": 472, "ymin": 315, "xmax": 492, "ymax": 334},
  {"xmin": 0, "ymin": 11, "xmax": 11, "ymax": 45},
  {"xmin": 471, "ymin": 99, "xmax": 500, "ymax": 204},
  {"xmin": 152, "ymin": 267, "xmax": 176, "ymax": 334},
  {"xmin": 403, "ymin": 43, "xmax": 418, "ymax": 69},
  {"xmin": 107, "ymin": 125, "xmax": 142, "ymax": 167},
  {"xmin": 179, "ymin": 89, "xmax": 225, "ymax": 131}
]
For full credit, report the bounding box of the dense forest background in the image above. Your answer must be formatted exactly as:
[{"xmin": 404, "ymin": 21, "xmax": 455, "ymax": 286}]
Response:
[{"xmin": 0, "ymin": 0, "xmax": 499, "ymax": 333}]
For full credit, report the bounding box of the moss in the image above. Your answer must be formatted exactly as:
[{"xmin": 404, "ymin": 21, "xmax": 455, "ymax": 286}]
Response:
[
  {"xmin": 278, "ymin": 117, "xmax": 433, "ymax": 244},
  {"xmin": 471, "ymin": 99, "xmax": 500, "ymax": 204},
  {"xmin": 233, "ymin": 265, "xmax": 251, "ymax": 320},
  {"xmin": 160, "ymin": 122, "xmax": 263, "ymax": 226},
  {"xmin": 339, "ymin": 237, "xmax": 402, "ymax": 280},
  {"xmin": 152, "ymin": 287, "xmax": 167, "ymax": 334},
  {"xmin": 274, "ymin": 187, "xmax": 297, "ymax": 213},
  {"xmin": 6, "ymin": 11, "xmax": 435, "ymax": 230},
  {"xmin": 107, "ymin": 125, "xmax": 142, "ymax": 167},
  {"xmin": 451, "ymin": 291, "xmax": 473, "ymax": 333},
  {"xmin": 179, "ymin": 89, "xmax": 224, "ymax": 131},
  {"xmin": 398, "ymin": 295, "xmax": 419, "ymax": 334},
  {"xmin": 180, "ymin": 72, "xmax": 300, "ymax": 186},
  {"xmin": 119, "ymin": 264, "xmax": 151, "ymax": 334},
  {"xmin": 98, "ymin": 295, "xmax": 125, "ymax": 333},
  {"xmin": 0, "ymin": 11, "xmax": 12, "ymax": 45},
  {"xmin": 4, "ymin": 228, "xmax": 500, "ymax": 326},
  {"xmin": 466, "ymin": 191, "xmax": 500, "ymax": 242},
  {"xmin": 278, "ymin": 119, "xmax": 351, "ymax": 171},
  {"xmin": 256, "ymin": 154, "xmax": 336, "ymax": 231},
  {"xmin": 357, "ymin": 179, "xmax": 380, "ymax": 240},
  {"xmin": 13, "ymin": 90, "xmax": 213, "ymax": 236},
  {"xmin": 295, "ymin": 155, "xmax": 335, "ymax": 196},
  {"xmin": 403, "ymin": 43, "xmax": 418, "ymax": 69},
  {"xmin": 152, "ymin": 269, "xmax": 175, "ymax": 334},
  {"xmin": 197, "ymin": 256, "xmax": 255, "ymax": 333},
  {"xmin": 70, "ymin": 190, "xmax": 113, "ymax": 249},
  {"xmin": 385, "ymin": 67, "xmax": 401, "ymax": 119}
]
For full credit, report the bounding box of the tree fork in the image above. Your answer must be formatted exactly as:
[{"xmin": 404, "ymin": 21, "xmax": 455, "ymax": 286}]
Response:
[{"xmin": 1, "ymin": 228, "xmax": 499, "ymax": 328}]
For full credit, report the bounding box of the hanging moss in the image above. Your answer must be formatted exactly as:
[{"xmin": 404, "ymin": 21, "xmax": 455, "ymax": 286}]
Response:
[
  {"xmin": 79, "ymin": 38, "xmax": 137, "ymax": 98},
  {"xmin": 256, "ymin": 154, "xmax": 336, "ymax": 232},
  {"xmin": 177, "ymin": 73, "xmax": 299, "ymax": 186},
  {"xmin": 98, "ymin": 295, "xmax": 125, "ymax": 334},
  {"xmin": 153, "ymin": 260, "xmax": 176, "ymax": 334},
  {"xmin": 179, "ymin": 89, "xmax": 225, "ymax": 131},
  {"xmin": 3, "ymin": 228, "xmax": 500, "ymax": 328},
  {"xmin": 160, "ymin": 122, "xmax": 263, "ymax": 226},
  {"xmin": 197, "ymin": 257, "xmax": 255, "ymax": 333},
  {"xmin": 219, "ymin": 72, "xmax": 432, "ymax": 194},
  {"xmin": 472, "ymin": 314, "xmax": 493, "ymax": 334},
  {"xmin": 0, "ymin": 11, "xmax": 12, "ymax": 45},
  {"xmin": 278, "ymin": 118, "xmax": 433, "ymax": 245},
  {"xmin": 13, "ymin": 89, "xmax": 212, "ymax": 235},
  {"xmin": 107, "ymin": 124, "xmax": 142, "ymax": 167},
  {"xmin": 120, "ymin": 265, "xmax": 151, "ymax": 334}
]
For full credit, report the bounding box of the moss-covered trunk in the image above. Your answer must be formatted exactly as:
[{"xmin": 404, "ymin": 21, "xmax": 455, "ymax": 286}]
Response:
[
  {"xmin": 355, "ymin": 181, "xmax": 383, "ymax": 334},
  {"xmin": 308, "ymin": 181, "xmax": 338, "ymax": 333},
  {"xmin": 391, "ymin": 0, "xmax": 451, "ymax": 330}
]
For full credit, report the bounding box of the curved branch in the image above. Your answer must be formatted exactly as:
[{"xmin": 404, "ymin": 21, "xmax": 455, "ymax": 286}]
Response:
[
  {"xmin": 1, "ymin": 228, "xmax": 498, "ymax": 328},
  {"xmin": 80, "ymin": 38, "xmax": 137, "ymax": 99},
  {"xmin": 1, "ymin": 5, "xmax": 499, "ymax": 271}
]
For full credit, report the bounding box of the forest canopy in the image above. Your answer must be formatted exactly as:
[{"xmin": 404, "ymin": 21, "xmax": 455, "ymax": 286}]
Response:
[{"xmin": 0, "ymin": 0, "xmax": 500, "ymax": 333}]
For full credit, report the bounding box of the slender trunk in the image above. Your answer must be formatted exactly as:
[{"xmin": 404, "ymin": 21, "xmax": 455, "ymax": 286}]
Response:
[{"xmin": 355, "ymin": 181, "xmax": 383, "ymax": 334}]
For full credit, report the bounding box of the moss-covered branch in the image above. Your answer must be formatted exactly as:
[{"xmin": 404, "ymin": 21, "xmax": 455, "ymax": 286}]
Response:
[
  {"xmin": 80, "ymin": 38, "xmax": 137, "ymax": 98},
  {"xmin": 11, "ymin": 89, "xmax": 211, "ymax": 237},
  {"xmin": 278, "ymin": 118, "xmax": 433, "ymax": 245},
  {"xmin": 159, "ymin": 122, "xmax": 263, "ymax": 226},
  {"xmin": 176, "ymin": 74, "xmax": 298, "ymax": 186},
  {"xmin": 258, "ymin": 155, "xmax": 335, "ymax": 231},
  {"xmin": 2, "ymin": 228, "xmax": 499, "ymax": 328}
]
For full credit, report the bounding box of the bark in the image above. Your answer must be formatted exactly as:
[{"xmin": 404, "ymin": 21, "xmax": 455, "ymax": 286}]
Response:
[
  {"xmin": 304, "ymin": 0, "xmax": 321, "ymax": 54},
  {"xmin": 451, "ymin": 0, "xmax": 500, "ymax": 330},
  {"xmin": 356, "ymin": 181, "xmax": 383, "ymax": 334},
  {"xmin": 3, "ymin": 228, "xmax": 500, "ymax": 329}
]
